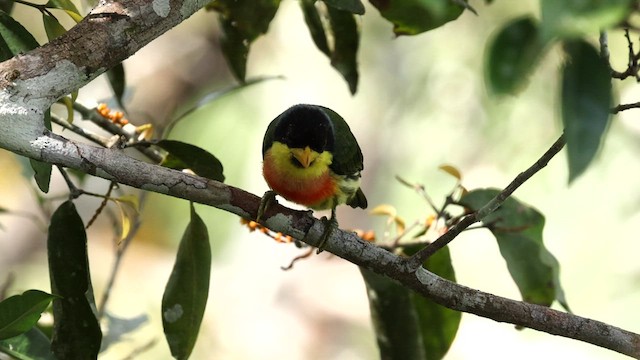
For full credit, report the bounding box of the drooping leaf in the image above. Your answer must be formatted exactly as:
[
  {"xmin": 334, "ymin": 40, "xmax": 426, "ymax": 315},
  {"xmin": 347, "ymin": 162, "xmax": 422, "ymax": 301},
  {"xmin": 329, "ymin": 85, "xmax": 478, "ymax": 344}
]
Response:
[
  {"xmin": 327, "ymin": 6, "xmax": 359, "ymax": 94},
  {"xmin": 540, "ymin": 0, "xmax": 633, "ymax": 40},
  {"xmin": 207, "ymin": 0, "xmax": 281, "ymax": 81},
  {"xmin": 113, "ymin": 194, "xmax": 140, "ymax": 242},
  {"xmin": 29, "ymin": 159, "xmax": 52, "ymax": 193},
  {"xmin": 0, "ymin": 327, "xmax": 56, "ymax": 360},
  {"xmin": 162, "ymin": 204, "xmax": 211, "ymax": 360},
  {"xmin": 0, "ymin": 290, "xmax": 56, "ymax": 340},
  {"xmin": 106, "ymin": 63, "xmax": 126, "ymax": 108},
  {"xmin": 42, "ymin": 13, "xmax": 66, "ymax": 42},
  {"xmin": 561, "ymin": 40, "xmax": 612, "ymax": 183},
  {"xmin": 323, "ymin": 0, "xmax": 365, "ymax": 14},
  {"xmin": 45, "ymin": 0, "xmax": 83, "ymax": 23},
  {"xmin": 47, "ymin": 201, "xmax": 102, "ymax": 359},
  {"xmin": 300, "ymin": 2, "xmax": 360, "ymax": 93},
  {"xmin": 369, "ymin": 0, "xmax": 466, "ymax": 36},
  {"xmin": 485, "ymin": 16, "xmax": 547, "ymax": 95},
  {"xmin": 438, "ymin": 164, "xmax": 462, "ymax": 181},
  {"xmin": 361, "ymin": 245, "xmax": 460, "ymax": 360},
  {"xmin": 0, "ymin": 11, "xmax": 39, "ymax": 56},
  {"xmin": 155, "ymin": 140, "xmax": 225, "ymax": 182},
  {"xmin": 460, "ymin": 189, "xmax": 569, "ymax": 310}
]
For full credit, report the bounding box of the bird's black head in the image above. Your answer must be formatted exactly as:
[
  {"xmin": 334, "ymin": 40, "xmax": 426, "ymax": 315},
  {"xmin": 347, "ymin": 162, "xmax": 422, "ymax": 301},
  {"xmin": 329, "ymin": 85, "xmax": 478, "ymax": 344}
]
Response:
[{"xmin": 272, "ymin": 104, "xmax": 335, "ymax": 153}]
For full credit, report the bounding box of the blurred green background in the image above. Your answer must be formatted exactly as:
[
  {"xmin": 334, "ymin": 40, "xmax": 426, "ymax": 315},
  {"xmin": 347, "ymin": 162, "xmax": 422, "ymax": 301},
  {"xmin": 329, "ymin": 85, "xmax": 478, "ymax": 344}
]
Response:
[{"xmin": 1, "ymin": 0, "xmax": 640, "ymax": 359}]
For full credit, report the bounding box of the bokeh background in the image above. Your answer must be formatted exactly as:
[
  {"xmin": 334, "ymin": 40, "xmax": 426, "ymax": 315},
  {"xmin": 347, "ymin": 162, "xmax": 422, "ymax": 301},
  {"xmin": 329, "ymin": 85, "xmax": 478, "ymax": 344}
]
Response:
[{"xmin": 1, "ymin": 0, "xmax": 640, "ymax": 359}]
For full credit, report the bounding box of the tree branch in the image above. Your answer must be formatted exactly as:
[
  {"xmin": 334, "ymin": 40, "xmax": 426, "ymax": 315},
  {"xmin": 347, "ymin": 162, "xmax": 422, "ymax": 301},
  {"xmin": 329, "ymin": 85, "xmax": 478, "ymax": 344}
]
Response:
[
  {"xmin": 409, "ymin": 133, "xmax": 567, "ymax": 267},
  {"xmin": 3, "ymin": 130, "xmax": 636, "ymax": 358}
]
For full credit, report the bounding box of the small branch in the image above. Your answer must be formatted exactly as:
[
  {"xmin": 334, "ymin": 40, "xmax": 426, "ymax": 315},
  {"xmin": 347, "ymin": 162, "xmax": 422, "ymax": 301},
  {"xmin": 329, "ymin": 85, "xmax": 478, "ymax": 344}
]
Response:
[
  {"xmin": 51, "ymin": 113, "xmax": 114, "ymax": 147},
  {"xmin": 612, "ymin": 101, "xmax": 640, "ymax": 113},
  {"xmin": 409, "ymin": 133, "xmax": 566, "ymax": 268}
]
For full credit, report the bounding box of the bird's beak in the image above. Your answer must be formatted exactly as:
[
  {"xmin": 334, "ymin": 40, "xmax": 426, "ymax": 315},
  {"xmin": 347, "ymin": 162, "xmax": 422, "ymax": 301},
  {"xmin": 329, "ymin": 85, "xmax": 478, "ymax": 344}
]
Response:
[{"xmin": 292, "ymin": 146, "xmax": 317, "ymax": 168}]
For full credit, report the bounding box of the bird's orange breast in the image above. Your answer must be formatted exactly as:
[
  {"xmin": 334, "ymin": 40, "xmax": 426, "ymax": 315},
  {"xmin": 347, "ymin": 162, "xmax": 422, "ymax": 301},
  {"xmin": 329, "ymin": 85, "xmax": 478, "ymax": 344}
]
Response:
[{"xmin": 263, "ymin": 152, "xmax": 337, "ymax": 209}]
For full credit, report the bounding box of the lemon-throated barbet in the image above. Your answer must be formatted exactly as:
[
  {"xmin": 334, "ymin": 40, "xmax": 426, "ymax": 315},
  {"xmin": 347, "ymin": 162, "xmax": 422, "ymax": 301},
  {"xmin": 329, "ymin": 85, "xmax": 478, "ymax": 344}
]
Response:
[{"xmin": 259, "ymin": 104, "xmax": 367, "ymax": 252}]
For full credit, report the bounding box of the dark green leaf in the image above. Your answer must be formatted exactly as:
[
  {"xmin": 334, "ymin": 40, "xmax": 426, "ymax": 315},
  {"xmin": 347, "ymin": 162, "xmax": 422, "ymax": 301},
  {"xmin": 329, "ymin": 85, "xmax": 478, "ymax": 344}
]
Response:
[
  {"xmin": 323, "ymin": 0, "xmax": 365, "ymax": 15},
  {"xmin": 0, "ymin": 290, "xmax": 55, "ymax": 340},
  {"xmin": 301, "ymin": 0, "xmax": 331, "ymax": 56},
  {"xmin": 460, "ymin": 189, "xmax": 569, "ymax": 310},
  {"xmin": 0, "ymin": 327, "xmax": 55, "ymax": 360},
  {"xmin": 361, "ymin": 246, "xmax": 460, "ymax": 360},
  {"xmin": 162, "ymin": 204, "xmax": 211, "ymax": 360},
  {"xmin": 541, "ymin": 0, "xmax": 633, "ymax": 40},
  {"xmin": 327, "ymin": 7, "xmax": 359, "ymax": 94},
  {"xmin": 485, "ymin": 16, "xmax": 546, "ymax": 95},
  {"xmin": 29, "ymin": 159, "xmax": 51, "ymax": 193},
  {"xmin": 207, "ymin": 0, "xmax": 281, "ymax": 81},
  {"xmin": 369, "ymin": 0, "xmax": 465, "ymax": 36},
  {"xmin": 47, "ymin": 201, "xmax": 102, "ymax": 359},
  {"xmin": 0, "ymin": 11, "xmax": 39, "ymax": 55},
  {"xmin": 561, "ymin": 40, "xmax": 612, "ymax": 183},
  {"xmin": 155, "ymin": 140, "xmax": 225, "ymax": 182},
  {"xmin": 42, "ymin": 13, "xmax": 66, "ymax": 42},
  {"xmin": 300, "ymin": 2, "xmax": 359, "ymax": 94},
  {"xmin": 0, "ymin": 0, "xmax": 13, "ymax": 14},
  {"xmin": 106, "ymin": 63, "xmax": 126, "ymax": 108}
]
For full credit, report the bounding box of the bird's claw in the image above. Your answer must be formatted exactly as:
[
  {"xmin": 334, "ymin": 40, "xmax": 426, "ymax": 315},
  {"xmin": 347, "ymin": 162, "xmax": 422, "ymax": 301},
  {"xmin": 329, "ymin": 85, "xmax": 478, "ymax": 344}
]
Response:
[
  {"xmin": 316, "ymin": 210, "xmax": 338, "ymax": 254},
  {"xmin": 257, "ymin": 190, "xmax": 278, "ymax": 223}
]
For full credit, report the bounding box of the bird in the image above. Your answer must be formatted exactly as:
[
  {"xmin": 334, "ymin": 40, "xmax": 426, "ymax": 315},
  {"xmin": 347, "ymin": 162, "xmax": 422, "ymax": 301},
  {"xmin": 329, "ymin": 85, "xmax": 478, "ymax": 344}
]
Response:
[{"xmin": 258, "ymin": 104, "xmax": 367, "ymax": 252}]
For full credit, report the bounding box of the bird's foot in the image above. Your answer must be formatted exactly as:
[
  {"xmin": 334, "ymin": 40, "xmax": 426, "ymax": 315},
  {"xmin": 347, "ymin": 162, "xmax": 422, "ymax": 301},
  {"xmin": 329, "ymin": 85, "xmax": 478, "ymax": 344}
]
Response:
[
  {"xmin": 257, "ymin": 190, "xmax": 278, "ymax": 223},
  {"xmin": 316, "ymin": 215, "xmax": 338, "ymax": 254}
]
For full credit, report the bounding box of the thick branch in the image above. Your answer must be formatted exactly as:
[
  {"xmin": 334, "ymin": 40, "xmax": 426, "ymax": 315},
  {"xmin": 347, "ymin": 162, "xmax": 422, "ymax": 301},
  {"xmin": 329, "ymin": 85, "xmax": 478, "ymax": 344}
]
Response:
[{"xmin": 11, "ymin": 131, "xmax": 640, "ymax": 358}]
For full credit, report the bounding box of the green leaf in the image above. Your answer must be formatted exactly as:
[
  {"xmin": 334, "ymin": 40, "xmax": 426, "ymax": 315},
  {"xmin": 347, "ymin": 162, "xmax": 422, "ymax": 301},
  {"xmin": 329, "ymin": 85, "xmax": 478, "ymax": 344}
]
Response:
[
  {"xmin": 45, "ymin": 0, "xmax": 82, "ymax": 23},
  {"xmin": 327, "ymin": 6, "xmax": 359, "ymax": 94},
  {"xmin": 460, "ymin": 189, "xmax": 569, "ymax": 310},
  {"xmin": 106, "ymin": 63, "xmax": 126, "ymax": 108},
  {"xmin": 361, "ymin": 246, "xmax": 460, "ymax": 360},
  {"xmin": 29, "ymin": 159, "xmax": 51, "ymax": 194},
  {"xmin": 301, "ymin": 0, "xmax": 331, "ymax": 56},
  {"xmin": 42, "ymin": 13, "xmax": 66, "ymax": 42},
  {"xmin": 207, "ymin": 0, "xmax": 281, "ymax": 81},
  {"xmin": 561, "ymin": 40, "xmax": 612, "ymax": 183},
  {"xmin": 485, "ymin": 16, "xmax": 546, "ymax": 95},
  {"xmin": 369, "ymin": 0, "xmax": 465, "ymax": 36},
  {"xmin": 300, "ymin": 2, "xmax": 360, "ymax": 94},
  {"xmin": 540, "ymin": 0, "xmax": 633, "ymax": 40},
  {"xmin": 0, "ymin": 290, "xmax": 55, "ymax": 340},
  {"xmin": 0, "ymin": 327, "xmax": 56, "ymax": 360},
  {"xmin": 323, "ymin": 0, "xmax": 365, "ymax": 15},
  {"xmin": 155, "ymin": 140, "xmax": 225, "ymax": 182},
  {"xmin": 162, "ymin": 204, "xmax": 211, "ymax": 360},
  {"xmin": 47, "ymin": 201, "xmax": 102, "ymax": 359},
  {"xmin": 0, "ymin": 10, "xmax": 39, "ymax": 57}
]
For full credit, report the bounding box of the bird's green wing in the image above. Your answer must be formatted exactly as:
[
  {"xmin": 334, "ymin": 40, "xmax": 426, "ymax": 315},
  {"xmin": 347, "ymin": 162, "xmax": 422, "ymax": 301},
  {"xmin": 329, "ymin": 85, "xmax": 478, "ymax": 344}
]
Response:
[
  {"xmin": 320, "ymin": 106, "xmax": 364, "ymax": 176},
  {"xmin": 262, "ymin": 112, "xmax": 282, "ymax": 158}
]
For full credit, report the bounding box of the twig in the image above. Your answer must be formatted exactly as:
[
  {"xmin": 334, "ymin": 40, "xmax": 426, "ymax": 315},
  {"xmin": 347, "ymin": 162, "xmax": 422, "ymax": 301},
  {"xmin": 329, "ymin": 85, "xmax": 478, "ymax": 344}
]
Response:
[
  {"xmin": 51, "ymin": 113, "xmax": 115, "ymax": 147},
  {"xmin": 119, "ymin": 338, "xmax": 157, "ymax": 360},
  {"xmin": 612, "ymin": 101, "xmax": 640, "ymax": 113},
  {"xmin": 408, "ymin": 133, "xmax": 566, "ymax": 268}
]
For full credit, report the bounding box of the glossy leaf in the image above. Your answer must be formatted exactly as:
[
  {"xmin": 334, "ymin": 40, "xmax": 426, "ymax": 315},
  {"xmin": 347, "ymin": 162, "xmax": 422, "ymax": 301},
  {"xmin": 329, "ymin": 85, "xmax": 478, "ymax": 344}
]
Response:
[
  {"xmin": 208, "ymin": 0, "xmax": 281, "ymax": 81},
  {"xmin": 156, "ymin": 140, "xmax": 225, "ymax": 182},
  {"xmin": 361, "ymin": 246, "xmax": 460, "ymax": 360},
  {"xmin": 162, "ymin": 204, "xmax": 211, "ymax": 360},
  {"xmin": 45, "ymin": 0, "xmax": 82, "ymax": 23},
  {"xmin": 300, "ymin": 0, "xmax": 330, "ymax": 56},
  {"xmin": 42, "ymin": 13, "xmax": 66, "ymax": 41},
  {"xmin": 323, "ymin": 0, "xmax": 364, "ymax": 14},
  {"xmin": 47, "ymin": 201, "xmax": 102, "ymax": 359},
  {"xmin": 460, "ymin": 189, "xmax": 569, "ymax": 310},
  {"xmin": 485, "ymin": 16, "xmax": 546, "ymax": 95},
  {"xmin": 107, "ymin": 63, "xmax": 126, "ymax": 108},
  {"xmin": 0, "ymin": 290, "xmax": 55, "ymax": 340},
  {"xmin": 541, "ymin": 0, "xmax": 633, "ymax": 40},
  {"xmin": 369, "ymin": 0, "xmax": 465, "ymax": 36},
  {"xmin": 561, "ymin": 40, "xmax": 612, "ymax": 183},
  {"xmin": 0, "ymin": 327, "xmax": 55, "ymax": 360}
]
